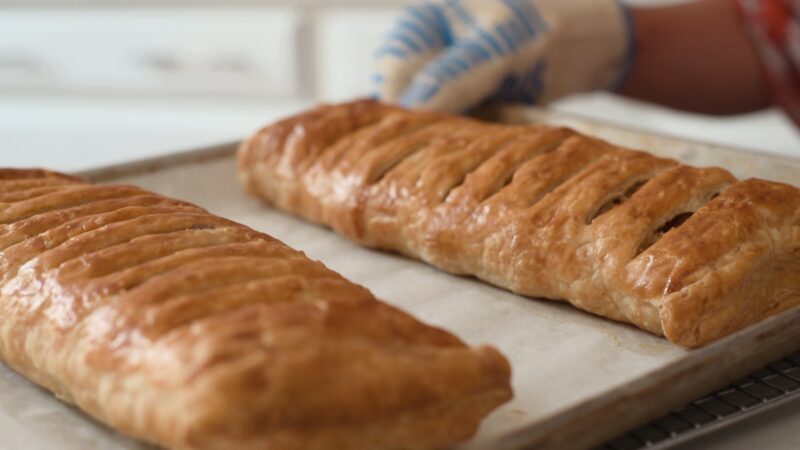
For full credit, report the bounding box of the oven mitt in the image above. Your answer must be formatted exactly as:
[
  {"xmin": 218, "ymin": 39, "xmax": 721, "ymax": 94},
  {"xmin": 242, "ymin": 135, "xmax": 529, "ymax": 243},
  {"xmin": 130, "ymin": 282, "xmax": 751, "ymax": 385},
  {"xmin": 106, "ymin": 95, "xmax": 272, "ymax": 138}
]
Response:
[{"xmin": 373, "ymin": 0, "xmax": 635, "ymax": 113}]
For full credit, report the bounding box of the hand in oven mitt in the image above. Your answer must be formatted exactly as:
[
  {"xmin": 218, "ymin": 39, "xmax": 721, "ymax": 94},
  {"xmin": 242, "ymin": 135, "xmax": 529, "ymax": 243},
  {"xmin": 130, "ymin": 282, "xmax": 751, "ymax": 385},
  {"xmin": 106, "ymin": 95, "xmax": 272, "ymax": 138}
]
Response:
[{"xmin": 373, "ymin": 0, "xmax": 635, "ymax": 112}]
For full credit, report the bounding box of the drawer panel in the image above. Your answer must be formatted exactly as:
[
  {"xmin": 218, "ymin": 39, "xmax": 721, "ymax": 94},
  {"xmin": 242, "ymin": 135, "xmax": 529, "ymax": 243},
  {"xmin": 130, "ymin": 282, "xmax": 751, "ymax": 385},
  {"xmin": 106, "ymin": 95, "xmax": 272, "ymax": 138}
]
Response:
[{"xmin": 0, "ymin": 8, "xmax": 302, "ymax": 97}]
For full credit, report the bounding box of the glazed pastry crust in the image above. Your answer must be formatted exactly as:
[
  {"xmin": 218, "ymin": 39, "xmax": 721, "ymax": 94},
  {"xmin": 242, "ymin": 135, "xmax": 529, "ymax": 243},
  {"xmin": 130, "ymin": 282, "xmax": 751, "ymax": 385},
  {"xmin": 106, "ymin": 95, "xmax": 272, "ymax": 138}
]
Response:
[
  {"xmin": 238, "ymin": 100, "xmax": 800, "ymax": 347},
  {"xmin": 0, "ymin": 168, "xmax": 512, "ymax": 450}
]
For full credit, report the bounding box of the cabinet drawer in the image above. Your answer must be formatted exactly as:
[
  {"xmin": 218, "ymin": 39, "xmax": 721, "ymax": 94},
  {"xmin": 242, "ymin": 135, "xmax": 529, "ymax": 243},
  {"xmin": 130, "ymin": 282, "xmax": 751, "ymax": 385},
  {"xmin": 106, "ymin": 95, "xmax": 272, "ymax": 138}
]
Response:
[{"xmin": 0, "ymin": 8, "xmax": 302, "ymax": 98}]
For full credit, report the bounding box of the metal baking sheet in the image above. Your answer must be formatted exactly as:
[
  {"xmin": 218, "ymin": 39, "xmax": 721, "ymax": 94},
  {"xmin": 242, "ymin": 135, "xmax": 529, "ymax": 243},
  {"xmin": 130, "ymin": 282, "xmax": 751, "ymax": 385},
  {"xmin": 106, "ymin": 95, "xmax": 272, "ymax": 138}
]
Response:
[{"xmin": 2, "ymin": 111, "xmax": 799, "ymax": 450}]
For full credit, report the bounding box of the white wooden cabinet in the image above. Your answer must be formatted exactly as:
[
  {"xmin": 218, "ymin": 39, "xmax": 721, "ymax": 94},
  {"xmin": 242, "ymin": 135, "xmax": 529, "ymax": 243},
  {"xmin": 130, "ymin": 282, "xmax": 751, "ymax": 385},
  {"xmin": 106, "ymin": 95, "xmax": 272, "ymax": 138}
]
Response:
[
  {"xmin": 0, "ymin": 7, "xmax": 302, "ymax": 98},
  {"xmin": 315, "ymin": 8, "xmax": 402, "ymax": 101}
]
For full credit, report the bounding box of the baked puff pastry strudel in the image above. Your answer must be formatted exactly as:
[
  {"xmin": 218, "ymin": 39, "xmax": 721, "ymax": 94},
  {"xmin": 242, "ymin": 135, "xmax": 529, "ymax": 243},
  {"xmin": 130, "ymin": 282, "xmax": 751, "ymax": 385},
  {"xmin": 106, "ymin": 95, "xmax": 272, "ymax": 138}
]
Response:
[
  {"xmin": 0, "ymin": 168, "xmax": 512, "ymax": 450},
  {"xmin": 238, "ymin": 100, "xmax": 800, "ymax": 348}
]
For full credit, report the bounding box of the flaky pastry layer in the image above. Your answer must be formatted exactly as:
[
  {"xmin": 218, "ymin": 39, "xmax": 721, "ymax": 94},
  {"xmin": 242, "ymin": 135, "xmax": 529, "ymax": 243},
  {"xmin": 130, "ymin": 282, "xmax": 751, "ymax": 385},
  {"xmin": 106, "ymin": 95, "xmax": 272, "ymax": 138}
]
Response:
[
  {"xmin": 238, "ymin": 100, "xmax": 800, "ymax": 347},
  {"xmin": 0, "ymin": 167, "xmax": 512, "ymax": 450}
]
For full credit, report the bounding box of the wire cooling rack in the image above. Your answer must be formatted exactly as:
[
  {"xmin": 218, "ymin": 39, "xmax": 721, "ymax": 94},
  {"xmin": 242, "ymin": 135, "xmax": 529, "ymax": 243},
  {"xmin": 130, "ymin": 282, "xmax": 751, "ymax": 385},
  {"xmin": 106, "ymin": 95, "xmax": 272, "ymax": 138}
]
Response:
[{"xmin": 598, "ymin": 350, "xmax": 800, "ymax": 449}]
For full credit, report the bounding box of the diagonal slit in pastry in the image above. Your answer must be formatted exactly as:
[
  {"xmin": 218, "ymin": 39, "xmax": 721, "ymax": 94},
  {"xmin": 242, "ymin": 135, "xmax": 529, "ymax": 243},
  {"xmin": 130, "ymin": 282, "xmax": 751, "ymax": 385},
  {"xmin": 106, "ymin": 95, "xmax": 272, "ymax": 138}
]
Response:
[
  {"xmin": 331, "ymin": 117, "xmax": 438, "ymax": 168},
  {"xmin": 440, "ymin": 136, "xmax": 523, "ymax": 203},
  {"xmin": 587, "ymin": 178, "xmax": 651, "ymax": 224},
  {"xmin": 0, "ymin": 185, "xmax": 79, "ymax": 203},
  {"xmin": 521, "ymin": 152, "xmax": 606, "ymax": 210},
  {"xmin": 0, "ymin": 195, "xmax": 185, "ymax": 251},
  {"xmin": 0, "ymin": 185, "xmax": 149, "ymax": 225},
  {"xmin": 367, "ymin": 141, "xmax": 429, "ymax": 184},
  {"xmin": 635, "ymin": 191, "xmax": 723, "ymax": 256},
  {"xmin": 479, "ymin": 139, "xmax": 568, "ymax": 203}
]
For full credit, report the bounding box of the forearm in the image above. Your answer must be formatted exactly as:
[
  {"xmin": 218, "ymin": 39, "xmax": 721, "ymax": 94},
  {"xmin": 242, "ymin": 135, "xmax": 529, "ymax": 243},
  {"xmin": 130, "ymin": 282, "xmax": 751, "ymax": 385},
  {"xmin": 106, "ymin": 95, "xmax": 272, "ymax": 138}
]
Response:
[{"xmin": 619, "ymin": 0, "xmax": 771, "ymax": 115}]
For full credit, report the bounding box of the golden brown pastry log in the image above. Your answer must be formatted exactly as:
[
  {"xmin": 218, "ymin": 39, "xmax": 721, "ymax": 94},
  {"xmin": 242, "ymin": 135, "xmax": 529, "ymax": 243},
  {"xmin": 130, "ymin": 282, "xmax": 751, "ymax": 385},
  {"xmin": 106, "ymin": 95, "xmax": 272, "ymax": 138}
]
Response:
[
  {"xmin": 0, "ymin": 168, "xmax": 512, "ymax": 450},
  {"xmin": 238, "ymin": 100, "xmax": 800, "ymax": 348}
]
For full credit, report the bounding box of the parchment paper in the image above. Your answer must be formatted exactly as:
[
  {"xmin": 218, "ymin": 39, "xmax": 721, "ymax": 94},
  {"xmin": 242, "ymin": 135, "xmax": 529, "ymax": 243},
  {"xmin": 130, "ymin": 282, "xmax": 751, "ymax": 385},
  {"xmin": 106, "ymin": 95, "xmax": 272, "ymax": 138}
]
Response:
[{"xmin": 2, "ymin": 113, "xmax": 799, "ymax": 449}]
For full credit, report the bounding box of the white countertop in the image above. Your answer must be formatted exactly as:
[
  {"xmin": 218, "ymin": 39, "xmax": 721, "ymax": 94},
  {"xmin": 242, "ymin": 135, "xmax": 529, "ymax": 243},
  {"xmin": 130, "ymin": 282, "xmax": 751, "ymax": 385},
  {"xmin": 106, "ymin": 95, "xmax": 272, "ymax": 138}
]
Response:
[
  {"xmin": 1, "ymin": 93, "xmax": 798, "ymax": 449},
  {"xmin": 0, "ymin": 95, "xmax": 312, "ymax": 172}
]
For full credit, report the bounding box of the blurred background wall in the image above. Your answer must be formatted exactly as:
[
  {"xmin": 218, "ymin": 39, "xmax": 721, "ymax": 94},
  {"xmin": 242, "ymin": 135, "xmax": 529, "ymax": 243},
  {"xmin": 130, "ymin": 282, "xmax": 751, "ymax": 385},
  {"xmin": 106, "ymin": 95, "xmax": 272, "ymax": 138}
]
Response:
[{"xmin": 1, "ymin": 0, "xmax": 798, "ymax": 171}]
